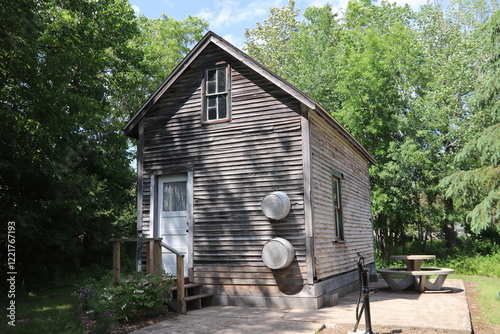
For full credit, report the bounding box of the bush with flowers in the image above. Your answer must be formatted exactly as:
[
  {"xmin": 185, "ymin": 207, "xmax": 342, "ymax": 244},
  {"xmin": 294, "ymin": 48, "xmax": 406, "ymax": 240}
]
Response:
[
  {"xmin": 75, "ymin": 281, "xmax": 96, "ymax": 311},
  {"xmin": 75, "ymin": 272, "xmax": 174, "ymax": 333},
  {"xmin": 108, "ymin": 272, "xmax": 175, "ymax": 321},
  {"xmin": 75, "ymin": 277, "xmax": 115, "ymax": 333}
]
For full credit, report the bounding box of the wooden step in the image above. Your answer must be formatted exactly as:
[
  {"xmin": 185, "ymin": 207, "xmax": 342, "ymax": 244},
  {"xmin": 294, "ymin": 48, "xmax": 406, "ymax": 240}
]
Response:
[
  {"xmin": 185, "ymin": 293, "xmax": 214, "ymax": 310},
  {"xmin": 170, "ymin": 283, "xmax": 202, "ymax": 291},
  {"xmin": 184, "ymin": 293, "xmax": 214, "ymax": 302},
  {"xmin": 167, "ymin": 282, "xmax": 214, "ymax": 312}
]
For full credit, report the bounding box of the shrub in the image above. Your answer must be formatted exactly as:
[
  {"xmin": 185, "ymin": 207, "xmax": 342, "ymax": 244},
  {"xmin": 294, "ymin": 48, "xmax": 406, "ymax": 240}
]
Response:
[
  {"xmin": 75, "ymin": 272, "xmax": 174, "ymax": 333},
  {"xmin": 107, "ymin": 272, "xmax": 175, "ymax": 321},
  {"xmin": 439, "ymin": 252, "xmax": 500, "ymax": 278},
  {"xmin": 75, "ymin": 279, "xmax": 97, "ymax": 312}
]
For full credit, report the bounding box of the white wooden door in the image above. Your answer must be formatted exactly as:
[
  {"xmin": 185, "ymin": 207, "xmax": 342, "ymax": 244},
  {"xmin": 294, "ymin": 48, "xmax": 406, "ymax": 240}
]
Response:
[{"xmin": 157, "ymin": 174, "xmax": 190, "ymax": 276}]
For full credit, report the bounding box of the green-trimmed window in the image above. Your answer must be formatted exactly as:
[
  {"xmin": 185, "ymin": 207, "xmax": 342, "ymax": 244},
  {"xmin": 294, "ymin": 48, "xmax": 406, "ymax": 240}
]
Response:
[
  {"xmin": 332, "ymin": 171, "xmax": 344, "ymax": 241},
  {"xmin": 203, "ymin": 65, "xmax": 230, "ymax": 123}
]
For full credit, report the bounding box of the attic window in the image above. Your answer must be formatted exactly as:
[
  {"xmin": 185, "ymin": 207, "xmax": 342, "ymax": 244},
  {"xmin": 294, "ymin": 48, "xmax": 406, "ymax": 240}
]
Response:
[{"xmin": 203, "ymin": 65, "xmax": 231, "ymax": 123}]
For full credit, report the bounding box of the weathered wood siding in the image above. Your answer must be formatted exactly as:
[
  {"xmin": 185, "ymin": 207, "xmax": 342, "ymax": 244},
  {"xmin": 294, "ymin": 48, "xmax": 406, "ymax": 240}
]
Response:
[
  {"xmin": 309, "ymin": 112, "xmax": 374, "ymax": 280},
  {"xmin": 139, "ymin": 43, "xmax": 307, "ymax": 288}
]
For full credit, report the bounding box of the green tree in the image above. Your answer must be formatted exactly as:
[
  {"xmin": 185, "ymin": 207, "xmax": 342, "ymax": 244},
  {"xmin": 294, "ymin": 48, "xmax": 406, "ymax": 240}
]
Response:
[
  {"xmin": 0, "ymin": 0, "xmax": 207, "ymax": 288},
  {"xmin": 439, "ymin": 10, "xmax": 500, "ymax": 233},
  {"xmin": 284, "ymin": 5, "xmax": 343, "ymax": 112},
  {"xmin": 0, "ymin": 0, "xmax": 140, "ymax": 287},
  {"xmin": 112, "ymin": 14, "xmax": 207, "ymax": 116},
  {"xmin": 467, "ymin": 3, "xmax": 500, "ymax": 124},
  {"xmin": 244, "ymin": 0, "xmax": 300, "ymax": 76},
  {"xmin": 440, "ymin": 124, "xmax": 500, "ymax": 233},
  {"xmin": 410, "ymin": 0, "xmax": 500, "ymax": 246}
]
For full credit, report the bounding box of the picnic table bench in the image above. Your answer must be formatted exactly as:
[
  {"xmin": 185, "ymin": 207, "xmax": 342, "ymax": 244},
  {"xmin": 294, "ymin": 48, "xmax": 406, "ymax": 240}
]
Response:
[{"xmin": 377, "ymin": 255, "xmax": 454, "ymax": 292}]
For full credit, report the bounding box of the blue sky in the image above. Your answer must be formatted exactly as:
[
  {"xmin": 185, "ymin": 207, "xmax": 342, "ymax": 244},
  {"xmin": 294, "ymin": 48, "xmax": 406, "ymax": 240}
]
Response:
[{"xmin": 128, "ymin": 0, "xmax": 431, "ymax": 49}]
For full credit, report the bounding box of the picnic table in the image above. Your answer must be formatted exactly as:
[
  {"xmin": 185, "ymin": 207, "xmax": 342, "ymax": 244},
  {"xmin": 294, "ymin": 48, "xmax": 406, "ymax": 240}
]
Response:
[
  {"xmin": 377, "ymin": 255, "xmax": 454, "ymax": 292},
  {"xmin": 390, "ymin": 254, "xmax": 435, "ymax": 270}
]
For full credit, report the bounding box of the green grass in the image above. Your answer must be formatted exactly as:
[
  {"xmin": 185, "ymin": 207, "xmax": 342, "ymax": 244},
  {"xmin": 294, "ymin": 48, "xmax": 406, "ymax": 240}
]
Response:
[
  {"xmin": 2, "ymin": 287, "xmax": 83, "ymax": 334},
  {"xmin": 452, "ymin": 274, "xmax": 500, "ymax": 326},
  {"xmin": 434, "ymin": 252, "xmax": 500, "ymax": 278}
]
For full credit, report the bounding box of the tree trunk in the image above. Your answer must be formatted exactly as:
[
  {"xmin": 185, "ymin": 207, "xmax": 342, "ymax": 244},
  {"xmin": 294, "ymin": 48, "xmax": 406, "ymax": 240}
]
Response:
[
  {"xmin": 421, "ymin": 226, "xmax": 429, "ymax": 253},
  {"xmin": 443, "ymin": 198, "xmax": 457, "ymax": 250}
]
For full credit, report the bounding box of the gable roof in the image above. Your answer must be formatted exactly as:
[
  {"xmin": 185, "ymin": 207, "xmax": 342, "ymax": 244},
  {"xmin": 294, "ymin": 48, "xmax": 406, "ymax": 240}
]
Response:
[{"xmin": 123, "ymin": 31, "xmax": 375, "ymax": 164}]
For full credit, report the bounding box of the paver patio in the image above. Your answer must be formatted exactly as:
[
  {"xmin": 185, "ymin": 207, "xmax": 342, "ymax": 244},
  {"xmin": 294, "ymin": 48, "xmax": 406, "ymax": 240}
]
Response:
[{"xmin": 131, "ymin": 279, "xmax": 470, "ymax": 334}]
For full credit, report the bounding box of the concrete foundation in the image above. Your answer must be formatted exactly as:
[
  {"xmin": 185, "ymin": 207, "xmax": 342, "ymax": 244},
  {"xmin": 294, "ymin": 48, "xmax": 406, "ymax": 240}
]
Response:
[{"xmin": 207, "ymin": 263, "xmax": 377, "ymax": 310}]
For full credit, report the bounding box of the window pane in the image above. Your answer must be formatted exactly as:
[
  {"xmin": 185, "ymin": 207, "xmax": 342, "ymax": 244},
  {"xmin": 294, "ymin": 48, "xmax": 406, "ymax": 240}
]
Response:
[
  {"xmin": 334, "ymin": 210, "xmax": 339, "ymax": 230},
  {"xmin": 207, "ymin": 81, "xmax": 216, "ymax": 94},
  {"xmin": 217, "ymin": 67, "xmax": 226, "ymax": 93},
  {"xmin": 208, "ymin": 96, "xmax": 217, "ymax": 107},
  {"xmin": 208, "ymin": 107, "xmax": 217, "ymax": 120},
  {"xmin": 334, "ymin": 210, "xmax": 341, "ymax": 237},
  {"xmin": 163, "ymin": 181, "xmax": 187, "ymax": 212},
  {"xmin": 207, "ymin": 69, "xmax": 216, "ymax": 82},
  {"xmin": 338, "ymin": 214, "xmax": 344, "ymax": 238},
  {"xmin": 218, "ymin": 95, "xmax": 227, "ymax": 118},
  {"xmin": 332, "ymin": 179, "xmax": 339, "ymax": 207}
]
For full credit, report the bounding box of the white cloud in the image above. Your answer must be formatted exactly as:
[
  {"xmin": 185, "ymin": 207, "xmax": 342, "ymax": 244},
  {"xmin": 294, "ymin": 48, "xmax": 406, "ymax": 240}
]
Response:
[
  {"xmin": 211, "ymin": 3, "xmax": 234, "ymax": 28},
  {"xmin": 199, "ymin": 0, "xmax": 287, "ymax": 30},
  {"xmin": 132, "ymin": 5, "xmax": 140, "ymax": 14},
  {"xmin": 197, "ymin": 7, "xmax": 215, "ymax": 22}
]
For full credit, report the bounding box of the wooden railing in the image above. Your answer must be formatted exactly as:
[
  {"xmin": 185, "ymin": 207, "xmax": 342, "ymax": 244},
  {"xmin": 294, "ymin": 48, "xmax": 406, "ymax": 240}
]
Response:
[{"xmin": 110, "ymin": 238, "xmax": 186, "ymax": 314}]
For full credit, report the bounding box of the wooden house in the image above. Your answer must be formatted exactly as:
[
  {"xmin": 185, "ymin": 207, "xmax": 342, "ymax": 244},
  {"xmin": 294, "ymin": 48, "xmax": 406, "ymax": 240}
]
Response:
[{"xmin": 123, "ymin": 31, "xmax": 376, "ymax": 309}]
